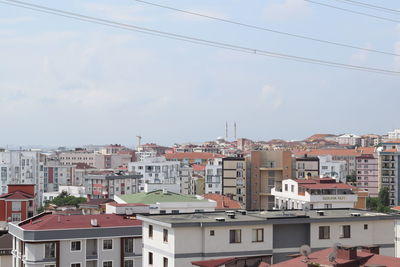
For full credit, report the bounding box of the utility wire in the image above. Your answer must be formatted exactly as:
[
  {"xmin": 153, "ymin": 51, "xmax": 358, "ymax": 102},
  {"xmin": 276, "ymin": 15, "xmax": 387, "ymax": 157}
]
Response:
[
  {"xmin": 305, "ymin": 0, "xmax": 400, "ymax": 23},
  {"xmin": 331, "ymin": 0, "xmax": 400, "ymax": 15},
  {"xmin": 1, "ymin": 0, "xmax": 399, "ymax": 76},
  {"xmin": 134, "ymin": 0, "xmax": 399, "ymax": 57}
]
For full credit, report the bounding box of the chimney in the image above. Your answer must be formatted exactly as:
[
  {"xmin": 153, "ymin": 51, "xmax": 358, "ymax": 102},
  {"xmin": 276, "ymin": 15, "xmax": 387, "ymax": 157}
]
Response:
[
  {"xmin": 337, "ymin": 246, "xmax": 357, "ymax": 260},
  {"xmin": 361, "ymin": 245, "xmax": 380, "ymax": 255}
]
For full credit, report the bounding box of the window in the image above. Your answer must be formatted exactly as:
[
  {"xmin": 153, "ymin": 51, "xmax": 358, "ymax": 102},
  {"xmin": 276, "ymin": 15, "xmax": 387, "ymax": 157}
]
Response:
[
  {"xmin": 103, "ymin": 261, "xmax": 112, "ymax": 267},
  {"xmin": 319, "ymin": 226, "xmax": 330, "ymax": 239},
  {"xmin": 149, "ymin": 252, "xmax": 153, "ymax": 265},
  {"xmin": 160, "ymin": 210, "xmax": 166, "ymax": 214},
  {"xmin": 163, "ymin": 229, "xmax": 168, "ymax": 242},
  {"xmin": 163, "ymin": 257, "xmax": 169, "ymax": 267},
  {"xmin": 210, "ymin": 230, "xmax": 215, "ymax": 236},
  {"xmin": 291, "ymin": 185, "xmax": 294, "ymax": 192},
  {"xmin": 149, "ymin": 225, "xmax": 153, "ymax": 238},
  {"xmin": 12, "ymin": 202, "xmax": 21, "ymax": 211},
  {"xmin": 71, "ymin": 264, "xmax": 81, "ymax": 267},
  {"xmin": 124, "ymin": 260, "xmax": 133, "ymax": 267},
  {"xmin": 285, "ymin": 184, "xmax": 288, "ymax": 191},
  {"xmin": 103, "ymin": 239, "xmax": 112, "ymax": 250},
  {"xmin": 340, "ymin": 225, "xmax": 351, "ymax": 238},
  {"xmin": 364, "ymin": 224, "xmax": 368, "ymax": 230},
  {"xmin": 11, "ymin": 213, "xmax": 21, "ymax": 222},
  {"xmin": 44, "ymin": 242, "xmax": 55, "ymax": 258},
  {"xmin": 124, "ymin": 238, "xmax": 133, "ymax": 253},
  {"xmin": 71, "ymin": 241, "xmax": 81, "ymax": 251},
  {"xmin": 171, "ymin": 210, "xmax": 179, "ymax": 214},
  {"xmin": 324, "ymin": 204, "xmax": 332, "ymax": 209},
  {"xmin": 229, "ymin": 229, "xmax": 241, "ymax": 243},
  {"xmin": 45, "ymin": 265, "xmax": 55, "ymax": 267},
  {"xmin": 252, "ymin": 229, "xmax": 264, "ymax": 242}
]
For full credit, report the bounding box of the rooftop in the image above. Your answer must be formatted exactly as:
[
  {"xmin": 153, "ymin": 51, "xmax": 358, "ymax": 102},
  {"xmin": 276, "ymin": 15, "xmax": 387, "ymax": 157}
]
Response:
[
  {"xmin": 118, "ymin": 190, "xmax": 209, "ymax": 204},
  {"xmin": 18, "ymin": 213, "xmax": 141, "ymax": 230},
  {"xmin": 203, "ymin": 194, "xmax": 242, "ymax": 210},
  {"xmin": 137, "ymin": 209, "xmax": 400, "ymax": 227},
  {"xmin": 0, "ymin": 190, "xmax": 34, "ymax": 200},
  {"xmin": 164, "ymin": 152, "xmax": 224, "ymax": 160}
]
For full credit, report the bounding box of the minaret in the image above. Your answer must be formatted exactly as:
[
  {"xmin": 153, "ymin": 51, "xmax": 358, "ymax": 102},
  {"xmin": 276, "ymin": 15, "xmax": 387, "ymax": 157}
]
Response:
[
  {"xmin": 234, "ymin": 121, "xmax": 237, "ymax": 140},
  {"xmin": 225, "ymin": 122, "xmax": 228, "ymax": 140},
  {"xmin": 136, "ymin": 135, "xmax": 142, "ymax": 151}
]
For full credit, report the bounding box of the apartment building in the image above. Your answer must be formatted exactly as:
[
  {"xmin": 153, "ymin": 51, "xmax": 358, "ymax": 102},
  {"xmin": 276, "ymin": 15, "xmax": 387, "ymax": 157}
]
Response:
[
  {"xmin": 271, "ymin": 178, "xmax": 357, "ymax": 210},
  {"xmin": 388, "ymin": 129, "xmax": 400, "ymax": 140},
  {"xmin": 356, "ymin": 154, "xmax": 378, "ymax": 197},
  {"xmin": 164, "ymin": 152, "xmax": 224, "ymax": 166},
  {"xmin": 43, "ymin": 163, "xmax": 76, "ymax": 192},
  {"xmin": 43, "ymin": 186, "xmax": 87, "ymax": 206},
  {"xmin": 336, "ymin": 134, "xmax": 361, "ymax": 146},
  {"xmin": 295, "ymin": 156, "xmax": 319, "ymax": 179},
  {"xmin": 377, "ymin": 141, "xmax": 400, "ymax": 205},
  {"xmin": 222, "ymin": 157, "xmax": 247, "ymax": 207},
  {"xmin": 205, "ymin": 158, "xmax": 222, "ymax": 194},
  {"xmin": 0, "ymin": 184, "xmax": 35, "ymax": 230},
  {"xmin": 9, "ymin": 212, "xmax": 142, "ymax": 267},
  {"xmin": 138, "ymin": 209, "xmax": 400, "ymax": 266},
  {"xmin": 84, "ymin": 172, "xmax": 142, "ymax": 199},
  {"xmin": 58, "ymin": 149, "xmax": 97, "ymax": 167},
  {"xmin": 249, "ymin": 151, "xmax": 294, "ymax": 210},
  {"xmin": 318, "ymin": 155, "xmax": 346, "ymax": 182},
  {"xmin": 128, "ymin": 157, "xmax": 180, "ymax": 193}
]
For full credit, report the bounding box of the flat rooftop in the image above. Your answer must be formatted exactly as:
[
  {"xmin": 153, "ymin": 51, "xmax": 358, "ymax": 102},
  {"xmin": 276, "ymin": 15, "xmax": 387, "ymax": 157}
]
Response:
[{"xmin": 138, "ymin": 209, "xmax": 400, "ymax": 227}]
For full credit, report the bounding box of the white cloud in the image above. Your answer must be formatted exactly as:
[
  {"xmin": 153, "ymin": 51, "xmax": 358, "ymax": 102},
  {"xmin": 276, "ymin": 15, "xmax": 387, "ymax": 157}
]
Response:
[
  {"xmin": 349, "ymin": 44, "xmax": 371, "ymax": 65},
  {"xmin": 260, "ymin": 85, "xmax": 283, "ymax": 109},
  {"xmin": 264, "ymin": 0, "xmax": 311, "ymax": 20}
]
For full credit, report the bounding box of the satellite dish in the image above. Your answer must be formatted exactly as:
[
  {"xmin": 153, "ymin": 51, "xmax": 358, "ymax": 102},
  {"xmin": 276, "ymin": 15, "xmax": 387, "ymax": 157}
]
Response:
[
  {"xmin": 300, "ymin": 245, "xmax": 311, "ymax": 259},
  {"xmin": 328, "ymin": 243, "xmax": 341, "ymax": 263},
  {"xmin": 302, "ymin": 204, "xmax": 310, "ymax": 215}
]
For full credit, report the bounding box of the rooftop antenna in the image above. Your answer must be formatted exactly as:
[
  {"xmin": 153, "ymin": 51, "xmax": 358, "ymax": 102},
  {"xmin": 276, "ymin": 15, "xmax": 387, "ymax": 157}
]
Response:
[
  {"xmin": 299, "ymin": 244, "xmax": 311, "ymax": 262},
  {"xmin": 328, "ymin": 243, "xmax": 341, "ymax": 264}
]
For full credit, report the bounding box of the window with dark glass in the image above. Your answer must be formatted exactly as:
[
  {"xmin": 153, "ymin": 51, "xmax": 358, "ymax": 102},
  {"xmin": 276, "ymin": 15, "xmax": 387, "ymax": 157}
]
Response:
[
  {"xmin": 319, "ymin": 226, "xmax": 330, "ymax": 239},
  {"xmin": 229, "ymin": 229, "xmax": 241, "ymax": 243}
]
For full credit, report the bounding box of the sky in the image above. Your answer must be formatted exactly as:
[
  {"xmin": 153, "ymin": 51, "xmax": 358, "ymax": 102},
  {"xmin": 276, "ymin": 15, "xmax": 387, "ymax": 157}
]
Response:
[{"xmin": 1, "ymin": 0, "xmax": 400, "ymax": 148}]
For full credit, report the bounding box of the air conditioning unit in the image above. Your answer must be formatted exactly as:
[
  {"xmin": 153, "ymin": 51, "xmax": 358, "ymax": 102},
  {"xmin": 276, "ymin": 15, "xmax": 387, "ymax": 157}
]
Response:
[{"xmin": 215, "ymin": 217, "xmax": 225, "ymax": 222}]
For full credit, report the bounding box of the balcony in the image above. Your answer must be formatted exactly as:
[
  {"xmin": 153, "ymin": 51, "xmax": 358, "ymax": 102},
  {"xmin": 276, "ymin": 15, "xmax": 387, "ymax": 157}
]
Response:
[{"xmin": 86, "ymin": 239, "xmax": 97, "ymax": 259}]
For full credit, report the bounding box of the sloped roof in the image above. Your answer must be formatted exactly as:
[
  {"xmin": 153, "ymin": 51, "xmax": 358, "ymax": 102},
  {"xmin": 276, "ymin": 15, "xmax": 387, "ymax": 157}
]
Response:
[
  {"xmin": 0, "ymin": 190, "xmax": 34, "ymax": 200},
  {"xmin": 165, "ymin": 152, "xmax": 224, "ymax": 160},
  {"xmin": 118, "ymin": 190, "xmax": 208, "ymax": 204},
  {"xmin": 203, "ymin": 194, "xmax": 241, "ymax": 209},
  {"xmin": 191, "ymin": 257, "xmax": 236, "ymax": 267}
]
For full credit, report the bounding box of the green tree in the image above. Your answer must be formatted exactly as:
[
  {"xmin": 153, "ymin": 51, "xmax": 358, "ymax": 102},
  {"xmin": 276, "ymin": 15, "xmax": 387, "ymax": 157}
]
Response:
[
  {"xmin": 378, "ymin": 187, "xmax": 390, "ymax": 207},
  {"xmin": 49, "ymin": 191, "xmax": 86, "ymax": 207},
  {"xmin": 367, "ymin": 187, "xmax": 391, "ymax": 213},
  {"xmin": 366, "ymin": 197, "xmax": 379, "ymax": 210}
]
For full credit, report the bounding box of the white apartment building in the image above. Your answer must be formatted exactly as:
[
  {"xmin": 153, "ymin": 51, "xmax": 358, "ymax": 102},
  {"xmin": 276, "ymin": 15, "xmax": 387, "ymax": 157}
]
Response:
[
  {"xmin": 135, "ymin": 151, "xmax": 157, "ymax": 162},
  {"xmin": 9, "ymin": 212, "xmax": 142, "ymax": 267},
  {"xmin": 271, "ymin": 178, "xmax": 357, "ymax": 210},
  {"xmin": 138, "ymin": 209, "xmax": 400, "ymax": 266},
  {"xmin": 318, "ymin": 155, "xmax": 346, "ymax": 182},
  {"xmin": 205, "ymin": 158, "xmax": 222, "ymax": 194},
  {"xmin": 128, "ymin": 157, "xmax": 180, "ymax": 193},
  {"xmin": 377, "ymin": 141, "xmax": 400, "ymax": 205},
  {"xmin": 0, "ymin": 150, "xmax": 45, "ymax": 205},
  {"xmin": 336, "ymin": 134, "xmax": 361, "ymax": 146},
  {"xmin": 388, "ymin": 129, "xmax": 400, "ymax": 140}
]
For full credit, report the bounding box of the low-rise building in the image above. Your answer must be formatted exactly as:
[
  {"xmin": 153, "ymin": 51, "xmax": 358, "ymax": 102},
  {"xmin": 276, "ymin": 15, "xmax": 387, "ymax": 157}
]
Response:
[
  {"xmin": 295, "ymin": 156, "xmax": 319, "ymax": 179},
  {"xmin": 138, "ymin": 209, "xmax": 400, "ymax": 266},
  {"xmin": 114, "ymin": 190, "xmax": 216, "ymax": 214},
  {"xmin": 9, "ymin": 212, "xmax": 142, "ymax": 267},
  {"xmin": 0, "ymin": 184, "xmax": 35, "ymax": 230},
  {"xmin": 271, "ymin": 178, "xmax": 357, "ymax": 210}
]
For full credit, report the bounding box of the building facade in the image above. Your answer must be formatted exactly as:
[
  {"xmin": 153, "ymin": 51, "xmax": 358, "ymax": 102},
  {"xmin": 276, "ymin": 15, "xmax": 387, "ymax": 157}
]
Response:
[
  {"xmin": 222, "ymin": 157, "xmax": 247, "ymax": 207},
  {"xmin": 9, "ymin": 213, "xmax": 142, "ymax": 267},
  {"xmin": 138, "ymin": 209, "xmax": 400, "ymax": 266},
  {"xmin": 356, "ymin": 154, "xmax": 378, "ymax": 197},
  {"xmin": 295, "ymin": 156, "xmax": 319, "ymax": 179},
  {"xmin": 205, "ymin": 158, "xmax": 222, "ymax": 195},
  {"xmin": 377, "ymin": 141, "xmax": 400, "ymax": 205}
]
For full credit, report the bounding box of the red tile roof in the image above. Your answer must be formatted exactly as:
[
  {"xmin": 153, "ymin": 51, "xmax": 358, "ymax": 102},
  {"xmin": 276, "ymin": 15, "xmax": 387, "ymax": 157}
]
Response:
[
  {"xmin": 356, "ymin": 147, "xmax": 376, "ymax": 155},
  {"xmin": 193, "ymin": 164, "xmax": 206, "ymax": 171},
  {"xmin": 0, "ymin": 190, "xmax": 34, "ymax": 200},
  {"xmin": 191, "ymin": 257, "xmax": 235, "ymax": 267},
  {"xmin": 165, "ymin": 152, "xmax": 224, "ymax": 160},
  {"xmin": 19, "ymin": 213, "xmax": 141, "ymax": 230},
  {"xmin": 203, "ymin": 194, "xmax": 242, "ymax": 210},
  {"xmin": 294, "ymin": 149, "xmax": 361, "ymax": 157},
  {"xmin": 269, "ymin": 247, "xmax": 400, "ymax": 267}
]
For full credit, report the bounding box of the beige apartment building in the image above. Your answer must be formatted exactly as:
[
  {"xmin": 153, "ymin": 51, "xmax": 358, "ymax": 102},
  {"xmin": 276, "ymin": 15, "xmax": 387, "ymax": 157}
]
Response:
[
  {"xmin": 249, "ymin": 151, "xmax": 294, "ymax": 210},
  {"xmin": 222, "ymin": 157, "xmax": 246, "ymax": 208}
]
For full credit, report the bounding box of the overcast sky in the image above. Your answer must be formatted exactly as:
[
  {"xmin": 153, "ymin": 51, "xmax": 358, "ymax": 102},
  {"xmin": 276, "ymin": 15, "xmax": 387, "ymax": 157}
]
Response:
[{"xmin": 1, "ymin": 0, "xmax": 400, "ymax": 148}]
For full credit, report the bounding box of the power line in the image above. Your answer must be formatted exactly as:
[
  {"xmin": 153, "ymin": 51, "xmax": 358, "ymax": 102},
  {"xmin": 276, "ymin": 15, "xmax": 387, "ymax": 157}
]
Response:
[
  {"xmin": 1, "ymin": 0, "xmax": 399, "ymax": 76},
  {"xmin": 331, "ymin": 0, "xmax": 400, "ymax": 15},
  {"xmin": 134, "ymin": 0, "xmax": 399, "ymax": 57},
  {"xmin": 305, "ymin": 0, "xmax": 400, "ymax": 23}
]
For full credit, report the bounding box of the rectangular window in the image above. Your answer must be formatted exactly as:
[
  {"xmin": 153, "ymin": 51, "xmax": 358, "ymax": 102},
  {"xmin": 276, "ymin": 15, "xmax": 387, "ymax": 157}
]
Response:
[
  {"xmin": 163, "ymin": 257, "xmax": 168, "ymax": 267},
  {"xmin": 149, "ymin": 252, "xmax": 153, "ymax": 265},
  {"xmin": 324, "ymin": 204, "xmax": 332, "ymax": 209},
  {"xmin": 103, "ymin": 262, "xmax": 112, "ymax": 267},
  {"xmin": 44, "ymin": 242, "xmax": 56, "ymax": 258},
  {"xmin": 340, "ymin": 225, "xmax": 351, "ymax": 238},
  {"xmin": 71, "ymin": 241, "xmax": 81, "ymax": 251},
  {"xmin": 364, "ymin": 224, "xmax": 368, "ymax": 230},
  {"xmin": 11, "ymin": 213, "xmax": 21, "ymax": 222},
  {"xmin": 124, "ymin": 260, "xmax": 133, "ymax": 267},
  {"xmin": 291, "ymin": 185, "xmax": 294, "ymax": 192},
  {"xmin": 12, "ymin": 202, "xmax": 21, "ymax": 211},
  {"xmin": 210, "ymin": 230, "xmax": 215, "ymax": 236},
  {"xmin": 319, "ymin": 226, "xmax": 330, "ymax": 239},
  {"xmin": 229, "ymin": 229, "xmax": 241, "ymax": 243},
  {"xmin": 149, "ymin": 225, "xmax": 153, "ymax": 238},
  {"xmin": 124, "ymin": 238, "xmax": 134, "ymax": 253},
  {"xmin": 103, "ymin": 239, "xmax": 112, "ymax": 250},
  {"xmin": 71, "ymin": 264, "xmax": 81, "ymax": 267},
  {"xmin": 285, "ymin": 184, "xmax": 288, "ymax": 191},
  {"xmin": 252, "ymin": 229, "xmax": 264, "ymax": 242},
  {"xmin": 163, "ymin": 229, "xmax": 168, "ymax": 243}
]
